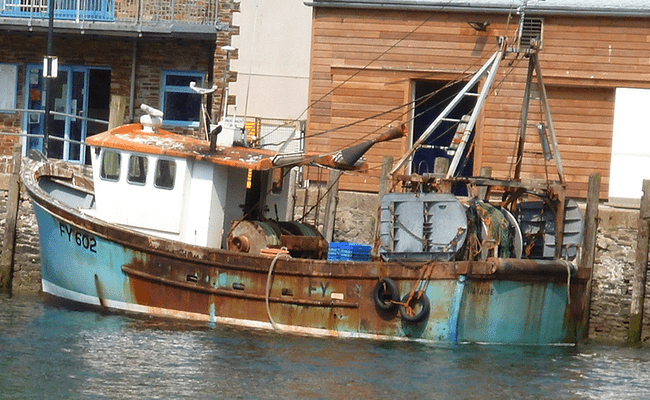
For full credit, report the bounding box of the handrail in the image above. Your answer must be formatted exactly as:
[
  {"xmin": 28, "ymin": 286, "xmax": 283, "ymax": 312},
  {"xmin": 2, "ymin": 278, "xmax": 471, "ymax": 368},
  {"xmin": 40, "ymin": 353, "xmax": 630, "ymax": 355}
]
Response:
[
  {"xmin": 0, "ymin": 131, "xmax": 87, "ymax": 146},
  {"xmin": 50, "ymin": 110, "xmax": 109, "ymax": 125},
  {"xmin": 0, "ymin": 108, "xmax": 108, "ymax": 125},
  {"xmin": 0, "ymin": 108, "xmax": 108, "ymax": 147}
]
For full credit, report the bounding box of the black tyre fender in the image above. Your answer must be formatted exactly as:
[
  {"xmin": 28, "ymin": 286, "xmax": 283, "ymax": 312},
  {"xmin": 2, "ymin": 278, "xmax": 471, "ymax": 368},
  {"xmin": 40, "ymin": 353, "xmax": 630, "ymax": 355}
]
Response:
[
  {"xmin": 372, "ymin": 278, "xmax": 400, "ymax": 311},
  {"xmin": 399, "ymin": 293, "xmax": 430, "ymax": 323}
]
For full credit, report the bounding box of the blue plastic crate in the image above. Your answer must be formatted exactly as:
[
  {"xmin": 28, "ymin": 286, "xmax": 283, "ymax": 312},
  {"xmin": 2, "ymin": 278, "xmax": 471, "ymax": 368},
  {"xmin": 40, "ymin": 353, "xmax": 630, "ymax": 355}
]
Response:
[{"xmin": 327, "ymin": 242, "xmax": 372, "ymax": 261}]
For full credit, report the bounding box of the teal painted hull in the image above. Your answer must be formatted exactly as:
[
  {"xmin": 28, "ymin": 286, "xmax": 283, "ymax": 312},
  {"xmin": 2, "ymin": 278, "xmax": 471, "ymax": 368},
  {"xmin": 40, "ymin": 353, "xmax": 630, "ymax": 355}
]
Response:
[{"xmin": 29, "ymin": 186, "xmax": 586, "ymax": 346}]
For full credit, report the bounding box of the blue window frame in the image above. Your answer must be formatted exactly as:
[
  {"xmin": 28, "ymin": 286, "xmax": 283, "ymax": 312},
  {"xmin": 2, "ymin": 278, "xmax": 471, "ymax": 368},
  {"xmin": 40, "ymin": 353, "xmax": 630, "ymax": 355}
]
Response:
[
  {"xmin": 160, "ymin": 70, "xmax": 204, "ymax": 128},
  {"xmin": 23, "ymin": 64, "xmax": 94, "ymax": 163}
]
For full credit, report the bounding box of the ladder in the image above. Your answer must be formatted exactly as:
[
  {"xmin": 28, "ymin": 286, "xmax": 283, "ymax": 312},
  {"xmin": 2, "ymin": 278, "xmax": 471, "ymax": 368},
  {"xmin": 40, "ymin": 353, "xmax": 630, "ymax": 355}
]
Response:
[
  {"xmin": 391, "ymin": 40, "xmax": 565, "ymax": 185},
  {"xmin": 391, "ymin": 42, "xmax": 505, "ymax": 177}
]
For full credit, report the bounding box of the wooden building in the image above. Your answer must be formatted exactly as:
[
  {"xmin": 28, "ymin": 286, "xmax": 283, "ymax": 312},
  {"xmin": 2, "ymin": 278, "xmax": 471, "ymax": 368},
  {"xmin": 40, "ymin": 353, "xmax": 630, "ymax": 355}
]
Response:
[{"xmin": 305, "ymin": 0, "xmax": 650, "ymax": 202}]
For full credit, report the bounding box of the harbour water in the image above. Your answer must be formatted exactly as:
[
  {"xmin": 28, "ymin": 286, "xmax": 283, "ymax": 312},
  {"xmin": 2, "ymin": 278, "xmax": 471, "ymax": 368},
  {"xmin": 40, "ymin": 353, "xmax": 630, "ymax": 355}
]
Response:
[{"xmin": 2, "ymin": 294, "xmax": 650, "ymax": 399}]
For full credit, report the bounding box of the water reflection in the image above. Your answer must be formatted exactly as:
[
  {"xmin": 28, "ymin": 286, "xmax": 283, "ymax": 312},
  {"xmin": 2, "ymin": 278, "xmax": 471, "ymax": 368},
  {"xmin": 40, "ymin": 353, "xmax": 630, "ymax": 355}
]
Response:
[{"xmin": 2, "ymin": 294, "xmax": 650, "ymax": 399}]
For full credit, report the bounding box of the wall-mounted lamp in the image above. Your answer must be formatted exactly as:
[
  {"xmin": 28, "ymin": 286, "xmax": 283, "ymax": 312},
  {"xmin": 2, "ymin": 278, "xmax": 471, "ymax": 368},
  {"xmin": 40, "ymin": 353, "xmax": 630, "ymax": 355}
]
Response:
[{"xmin": 467, "ymin": 21, "xmax": 490, "ymax": 32}]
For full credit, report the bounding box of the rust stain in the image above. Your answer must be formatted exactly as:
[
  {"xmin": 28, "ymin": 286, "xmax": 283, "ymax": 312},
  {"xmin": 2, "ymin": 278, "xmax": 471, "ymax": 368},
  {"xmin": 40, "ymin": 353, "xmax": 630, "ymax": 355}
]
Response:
[
  {"xmin": 84, "ymin": 123, "xmax": 344, "ymax": 172},
  {"xmin": 86, "ymin": 124, "xmax": 278, "ymax": 171}
]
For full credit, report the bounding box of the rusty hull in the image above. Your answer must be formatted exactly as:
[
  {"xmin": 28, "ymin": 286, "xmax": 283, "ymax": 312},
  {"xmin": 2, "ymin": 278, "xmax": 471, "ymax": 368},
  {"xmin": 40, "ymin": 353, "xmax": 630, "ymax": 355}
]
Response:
[{"xmin": 23, "ymin": 160, "xmax": 590, "ymax": 344}]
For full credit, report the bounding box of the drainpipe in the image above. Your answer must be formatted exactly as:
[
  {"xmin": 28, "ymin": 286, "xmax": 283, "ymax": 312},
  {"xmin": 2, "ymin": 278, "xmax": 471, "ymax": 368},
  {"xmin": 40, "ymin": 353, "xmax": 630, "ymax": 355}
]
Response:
[
  {"xmin": 129, "ymin": 40, "xmax": 137, "ymax": 122},
  {"xmin": 206, "ymin": 40, "xmax": 215, "ymax": 125},
  {"xmin": 42, "ymin": 0, "xmax": 55, "ymax": 157}
]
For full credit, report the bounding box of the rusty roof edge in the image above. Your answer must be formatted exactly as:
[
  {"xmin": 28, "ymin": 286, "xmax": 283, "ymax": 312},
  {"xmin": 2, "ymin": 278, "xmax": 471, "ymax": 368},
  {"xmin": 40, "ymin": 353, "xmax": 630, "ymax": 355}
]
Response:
[
  {"xmin": 305, "ymin": 1, "xmax": 650, "ymax": 17},
  {"xmin": 86, "ymin": 125, "xmax": 280, "ymax": 171}
]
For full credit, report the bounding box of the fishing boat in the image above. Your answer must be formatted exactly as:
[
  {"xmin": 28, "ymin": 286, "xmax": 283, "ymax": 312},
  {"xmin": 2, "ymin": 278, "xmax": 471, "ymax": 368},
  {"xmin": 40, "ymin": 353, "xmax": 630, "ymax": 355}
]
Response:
[{"xmin": 22, "ymin": 39, "xmax": 591, "ymax": 345}]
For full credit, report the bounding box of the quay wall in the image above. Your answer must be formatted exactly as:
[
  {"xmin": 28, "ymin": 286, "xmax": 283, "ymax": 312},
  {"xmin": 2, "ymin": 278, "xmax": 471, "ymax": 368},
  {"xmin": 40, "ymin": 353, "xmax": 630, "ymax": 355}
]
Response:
[
  {"xmin": 2, "ymin": 186, "xmax": 649, "ymax": 343},
  {"xmin": 1, "ymin": 188, "xmax": 41, "ymax": 294}
]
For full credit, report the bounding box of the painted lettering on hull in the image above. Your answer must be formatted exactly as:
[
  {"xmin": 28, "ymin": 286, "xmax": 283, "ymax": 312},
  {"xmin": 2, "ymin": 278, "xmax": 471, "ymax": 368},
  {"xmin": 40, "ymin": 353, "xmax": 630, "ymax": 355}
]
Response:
[
  {"xmin": 59, "ymin": 222, "xmax": 97, "ymax": 253},
  {"xmin": 468, "ymin": 287, "xmax": 494, "ymax": 296},
  {"xmin": 308, "ymin": 280, "xmax": 330, "ymax": 296}
]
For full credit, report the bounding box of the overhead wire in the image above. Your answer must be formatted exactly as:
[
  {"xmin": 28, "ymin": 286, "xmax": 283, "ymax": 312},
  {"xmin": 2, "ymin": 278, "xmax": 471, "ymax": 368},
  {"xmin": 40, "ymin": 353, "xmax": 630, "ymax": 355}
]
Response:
[
  {"xmin": 257, "ymin": 1, "xmax": 469, "ymax": 148},
  {"xmin": 256, "ymin": 12, "xmax": 439, "ymax": 146},
  {"xmin": 263, "ymin": 1, "xmax": 525, "ymax": 183}
]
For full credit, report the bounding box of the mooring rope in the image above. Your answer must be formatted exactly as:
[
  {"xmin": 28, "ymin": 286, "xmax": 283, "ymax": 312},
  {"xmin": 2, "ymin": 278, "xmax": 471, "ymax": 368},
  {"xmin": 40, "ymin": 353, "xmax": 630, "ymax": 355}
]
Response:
[
  {"xmin": 400, "ymin": 262, "xmax": 435, "ymax": 316},
  {"xmin": 265, "ymin": 249, "xmax": 291, "ymax": 331}
]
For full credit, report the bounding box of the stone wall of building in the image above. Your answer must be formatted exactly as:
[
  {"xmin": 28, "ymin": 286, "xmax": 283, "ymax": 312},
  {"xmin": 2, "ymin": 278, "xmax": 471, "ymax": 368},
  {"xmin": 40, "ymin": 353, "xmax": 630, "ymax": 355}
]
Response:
[{"xmin": 0, "ymin": 35, "xmax": 214, "ymax": 133}]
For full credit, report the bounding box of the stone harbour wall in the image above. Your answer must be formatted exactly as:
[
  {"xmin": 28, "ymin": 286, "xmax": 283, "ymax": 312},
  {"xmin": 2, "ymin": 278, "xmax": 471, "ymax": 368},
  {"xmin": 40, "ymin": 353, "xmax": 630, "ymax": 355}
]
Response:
[
  {"xmin": 588, "ymin": 207, "xmax": 649, "ymax": 343},
  {"xmin": 0, "ymin": 189, "xmax": 41, "ymax": 294},
  {"xmin": 4, "ymin": 185, "xmax": 650, "ymax": 343},
  {"xmin": 590, "ymin": 227, "xmax": 638, "ymax": 342}
]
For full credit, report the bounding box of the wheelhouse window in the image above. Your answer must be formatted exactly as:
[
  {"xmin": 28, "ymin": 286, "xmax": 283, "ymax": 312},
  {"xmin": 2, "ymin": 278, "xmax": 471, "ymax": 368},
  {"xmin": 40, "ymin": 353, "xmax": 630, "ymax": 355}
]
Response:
[
  {"xmin": 100, "ymin": 150, "xmax": 121, "ymax": 181},
  {"xmin": 127, "ymin": 155, "xmax": 148, "ymax": 185},
  {"xmin": 271, "ymin": 168, "xmax": 285, "ymax": 194},
  {"xmin": 155, "ymin": 159, "xmax": 176, "ymax": 190},
  {"xmin": 161, "ymin": 71, "xmax": 204, "ymax": 127}
]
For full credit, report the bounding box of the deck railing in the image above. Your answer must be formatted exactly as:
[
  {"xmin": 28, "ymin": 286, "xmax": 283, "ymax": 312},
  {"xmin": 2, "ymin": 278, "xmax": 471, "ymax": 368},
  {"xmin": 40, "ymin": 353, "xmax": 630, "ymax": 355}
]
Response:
[{"xmin": 0, "ymin": 0, "xmax": 219, "ymax": 26}]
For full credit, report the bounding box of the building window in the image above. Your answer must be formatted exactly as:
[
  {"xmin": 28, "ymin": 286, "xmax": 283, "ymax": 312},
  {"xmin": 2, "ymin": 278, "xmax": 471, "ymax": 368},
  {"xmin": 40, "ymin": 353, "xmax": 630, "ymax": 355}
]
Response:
[
  {"xmin": 155, "ymin": 159, "xmax": 176, "ymax": 190},
  {"xmin": 0, "ymin": 64, "xmax": 18, "ymax": 113},
  {"xmin": 127, "ymin": 155, "xmax": 148, "ymax": 185},
  {"xmin": 161, "ymin": 71, "xmax": 204, "ymax": 127},
  {"xmin": 100, "ymin": 150, "xmax": 121, "ymax": 181}
]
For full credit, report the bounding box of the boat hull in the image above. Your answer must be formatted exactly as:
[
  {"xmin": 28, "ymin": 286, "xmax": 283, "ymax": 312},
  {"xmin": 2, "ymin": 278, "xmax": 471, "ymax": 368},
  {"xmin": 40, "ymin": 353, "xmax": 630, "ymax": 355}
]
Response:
[{"xmin": 29, "ymin": 192, "xmax": 588, "ymax": 345}]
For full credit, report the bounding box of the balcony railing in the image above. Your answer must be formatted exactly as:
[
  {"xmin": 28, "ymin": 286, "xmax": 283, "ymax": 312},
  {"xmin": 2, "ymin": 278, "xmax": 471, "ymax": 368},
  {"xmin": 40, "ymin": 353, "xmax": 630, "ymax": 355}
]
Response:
[
  {"xmin": 1, "ymin": 0, "xmax": 114, "ymax": 21},
  {"xmin": 0, "ymin": 0, "xmax": 219, "ymax": 26}
]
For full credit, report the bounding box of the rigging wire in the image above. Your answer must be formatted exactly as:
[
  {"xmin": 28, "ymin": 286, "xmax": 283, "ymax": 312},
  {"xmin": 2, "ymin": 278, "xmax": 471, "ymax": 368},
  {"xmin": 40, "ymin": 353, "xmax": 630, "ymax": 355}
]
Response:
[
  {"xmin": 321, "ymin": 46, "xmax": 521, "ymax": 179},
  {"xmin": 255, "ymin": 13, "xmax": 438, "ymax": 145},
  {"xmin": 267, "ymin": 2, "xmax": 529, "ymax": 184},
  {"xmin": 257, "ymin": 1, "xmax": 461, "ymax": 147},
  {"xmin": 261, "ymin": 43, "xmax": 499, "ymax": 155}
]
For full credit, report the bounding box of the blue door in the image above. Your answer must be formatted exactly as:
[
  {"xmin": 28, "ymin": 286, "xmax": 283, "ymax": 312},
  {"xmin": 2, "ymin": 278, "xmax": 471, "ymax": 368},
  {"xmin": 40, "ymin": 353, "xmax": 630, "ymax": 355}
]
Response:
[{"xmin": 24, "ymin": 65, "xmax": 89, "ymax": 163}]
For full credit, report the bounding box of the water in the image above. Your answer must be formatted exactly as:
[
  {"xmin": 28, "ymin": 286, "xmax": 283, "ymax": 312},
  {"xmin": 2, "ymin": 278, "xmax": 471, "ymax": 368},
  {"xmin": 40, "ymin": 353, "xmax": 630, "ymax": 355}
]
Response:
[{"xmin": 2, "ymin": 295, "xmax": 650, "ymax": 399}]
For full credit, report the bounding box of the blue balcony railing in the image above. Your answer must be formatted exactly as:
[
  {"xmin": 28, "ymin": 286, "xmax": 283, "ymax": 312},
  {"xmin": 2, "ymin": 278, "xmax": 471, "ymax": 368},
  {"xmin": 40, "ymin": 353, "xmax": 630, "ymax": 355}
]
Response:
[
  {"xmin": 0, "ymin": 0, "xmax": 221, "ymax": 29},
  {"xmin": 1, "ymin": 0, "xmax": 114, "ymax": 22}
]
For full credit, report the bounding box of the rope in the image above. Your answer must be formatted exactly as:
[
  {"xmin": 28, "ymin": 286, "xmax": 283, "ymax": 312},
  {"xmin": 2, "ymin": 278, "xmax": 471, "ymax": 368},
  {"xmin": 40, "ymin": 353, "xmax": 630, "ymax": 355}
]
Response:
[
  {"xmin": 566, "ymin": 259, "xmax": 571, "ymax": 305},
  {"xmin": 265, "ymin": 249, "xmax": 291, "ymax": 331},
  {"xmin": 400, "ymin": 262, "xmax": 435, "ymax": 316}
]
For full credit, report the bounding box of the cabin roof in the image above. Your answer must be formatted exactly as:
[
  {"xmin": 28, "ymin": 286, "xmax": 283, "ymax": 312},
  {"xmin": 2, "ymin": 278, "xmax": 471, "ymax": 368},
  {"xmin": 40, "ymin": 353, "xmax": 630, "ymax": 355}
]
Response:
[
  {"xmin": 308, "ymin": 0, "xmax": 650, "ymax": 16},
  {"xmin": 86, "ymin": 124, "xmax": 278, "ymax": 171}
]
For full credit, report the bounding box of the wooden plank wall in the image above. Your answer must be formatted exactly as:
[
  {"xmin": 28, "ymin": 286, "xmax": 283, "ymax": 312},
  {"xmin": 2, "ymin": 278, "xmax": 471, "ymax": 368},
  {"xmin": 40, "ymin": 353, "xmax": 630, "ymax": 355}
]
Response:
[{"xmin": 307, "ymin": 8, "xmax": 650, "ymax": 199}]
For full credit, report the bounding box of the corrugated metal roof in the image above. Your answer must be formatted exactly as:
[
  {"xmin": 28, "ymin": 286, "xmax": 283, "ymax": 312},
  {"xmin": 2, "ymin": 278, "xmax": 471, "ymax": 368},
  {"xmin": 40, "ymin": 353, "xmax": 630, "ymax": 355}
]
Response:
[{"xmin": 308, "ymin": 0, "xmax": 650, "ymax": 16}]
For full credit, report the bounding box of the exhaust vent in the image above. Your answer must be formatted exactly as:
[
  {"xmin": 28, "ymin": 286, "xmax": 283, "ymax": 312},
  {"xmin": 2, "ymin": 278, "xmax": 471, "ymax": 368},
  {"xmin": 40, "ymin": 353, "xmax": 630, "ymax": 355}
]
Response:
[{"xmin": 519, "ymin": 17, "xmax": 543, "ymax": 53}]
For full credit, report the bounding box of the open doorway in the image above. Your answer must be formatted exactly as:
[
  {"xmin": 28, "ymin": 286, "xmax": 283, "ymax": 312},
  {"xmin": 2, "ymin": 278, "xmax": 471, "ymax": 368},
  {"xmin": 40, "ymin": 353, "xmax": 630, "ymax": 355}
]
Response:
[
  {"xmin": 411, "ymin": 80, "xmax": 478, "ymax": 178},
  {"xmin": 85, "ymin": 69, "xmax": 111, "ymax": 164},
  {"xmin": 23, "ymin": 65, "xmax": 111, "ymax": 164}
]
